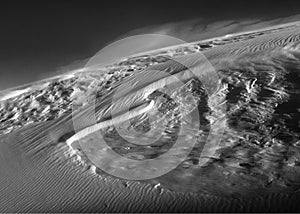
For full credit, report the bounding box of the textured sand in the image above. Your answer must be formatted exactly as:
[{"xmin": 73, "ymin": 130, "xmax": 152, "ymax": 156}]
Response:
[
  {"xmin": 1, "ymin": 125, "xmax": 300, "ymax": 212},
  {"xmin": 1, "ymin": 21, "xmax": 300, "ymax": 212}
]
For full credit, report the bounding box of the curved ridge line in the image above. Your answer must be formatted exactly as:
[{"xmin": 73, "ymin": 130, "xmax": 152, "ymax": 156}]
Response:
[{"xmin": 67, "ymin": 100, "xmax": 155, "ymax": 146}]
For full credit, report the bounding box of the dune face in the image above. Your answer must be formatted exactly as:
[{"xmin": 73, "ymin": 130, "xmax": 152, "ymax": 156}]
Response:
[{"xmin": 1, "ymin": 21, "xmax": 300, "ymax": 212}]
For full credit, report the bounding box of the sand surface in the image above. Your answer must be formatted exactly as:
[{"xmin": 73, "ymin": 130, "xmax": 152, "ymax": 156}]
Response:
[{"xmin": 1, "ymin": 21, "xmax": 300, "ymax": 212}]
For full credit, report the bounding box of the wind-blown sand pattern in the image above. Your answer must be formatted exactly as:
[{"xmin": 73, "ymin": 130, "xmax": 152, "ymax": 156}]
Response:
[{"xmin": 1, "ymin": 21, "xmax": 300, "ymax": 212}]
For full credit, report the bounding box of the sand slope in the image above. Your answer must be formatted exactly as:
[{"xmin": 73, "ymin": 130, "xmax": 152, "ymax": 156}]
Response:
[{"xmin": 1, "ymin": 21, "xmax": 300, "ymax": 212}]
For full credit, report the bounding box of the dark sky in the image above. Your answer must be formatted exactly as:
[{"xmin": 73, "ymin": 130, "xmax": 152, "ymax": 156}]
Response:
[{"xmin": 0, "ymin": 0, "xmax": 300, "ymax": 90}]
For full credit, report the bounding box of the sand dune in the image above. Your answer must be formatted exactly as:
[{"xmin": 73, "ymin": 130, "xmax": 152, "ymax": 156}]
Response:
[{"xmin": 1, "ymin": 21, "xmax": 300, "ymax": 212}]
